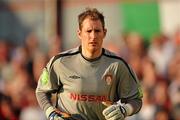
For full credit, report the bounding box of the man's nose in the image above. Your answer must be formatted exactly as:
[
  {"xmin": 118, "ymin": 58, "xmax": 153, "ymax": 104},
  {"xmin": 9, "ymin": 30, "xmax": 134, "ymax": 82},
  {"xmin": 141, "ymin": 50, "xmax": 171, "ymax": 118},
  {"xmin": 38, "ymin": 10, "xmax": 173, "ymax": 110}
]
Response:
[{"xmin": 90, "ymin": 31, "xmax": 97, "ymax": 39}]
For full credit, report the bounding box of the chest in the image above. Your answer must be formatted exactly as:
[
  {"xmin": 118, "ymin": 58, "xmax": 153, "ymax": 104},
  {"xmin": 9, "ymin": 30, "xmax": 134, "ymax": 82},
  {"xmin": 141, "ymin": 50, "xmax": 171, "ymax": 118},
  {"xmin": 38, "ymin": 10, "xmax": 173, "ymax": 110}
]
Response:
[{"xmin": 58, "ymin": 61, "xmax": 112, "ymax": 96}]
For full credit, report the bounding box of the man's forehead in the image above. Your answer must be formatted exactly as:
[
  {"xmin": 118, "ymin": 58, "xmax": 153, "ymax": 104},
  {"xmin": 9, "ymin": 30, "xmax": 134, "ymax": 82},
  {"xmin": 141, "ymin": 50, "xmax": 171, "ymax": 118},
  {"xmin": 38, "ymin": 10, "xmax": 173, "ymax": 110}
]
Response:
[{"xmin": 81, "ymin": 18, "xmax": 103, "ymax": 29}]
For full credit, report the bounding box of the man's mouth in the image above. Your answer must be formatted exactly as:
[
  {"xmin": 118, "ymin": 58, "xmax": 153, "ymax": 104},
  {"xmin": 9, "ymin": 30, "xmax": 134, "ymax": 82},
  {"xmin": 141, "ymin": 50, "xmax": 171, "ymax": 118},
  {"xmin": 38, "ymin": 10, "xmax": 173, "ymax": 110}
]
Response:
[{"xmin": 89, "ymin": 42, "xmax": 97, "ymax": 46}]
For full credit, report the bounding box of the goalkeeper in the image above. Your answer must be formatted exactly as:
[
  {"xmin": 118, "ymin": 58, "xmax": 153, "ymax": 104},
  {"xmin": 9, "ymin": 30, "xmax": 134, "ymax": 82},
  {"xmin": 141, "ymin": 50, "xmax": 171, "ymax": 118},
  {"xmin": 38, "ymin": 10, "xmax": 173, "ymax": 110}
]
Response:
[{"xmin": 36, "ymin": 7, "xmax": 143, "ymax": 120}]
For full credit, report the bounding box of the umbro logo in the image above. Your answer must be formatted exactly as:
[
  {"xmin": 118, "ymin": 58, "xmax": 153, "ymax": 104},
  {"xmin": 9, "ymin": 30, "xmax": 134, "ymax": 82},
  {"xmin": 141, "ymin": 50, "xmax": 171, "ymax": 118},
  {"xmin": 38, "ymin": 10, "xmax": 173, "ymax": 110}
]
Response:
[{"xmin": 69, "ymin": 75, "xmax": 81, "ymax": 79}]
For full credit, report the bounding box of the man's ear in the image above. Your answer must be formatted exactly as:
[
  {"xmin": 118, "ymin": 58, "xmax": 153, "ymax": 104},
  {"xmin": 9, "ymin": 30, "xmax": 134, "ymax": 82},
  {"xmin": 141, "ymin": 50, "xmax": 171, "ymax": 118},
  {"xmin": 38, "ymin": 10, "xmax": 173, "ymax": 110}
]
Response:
[
  {"xmin": 103, "ymin": 28, "xmax": 107, "ymax": 38},
  {"xmin": 77, "ymin": 29, "xmax": 81, "ymax": 40}
]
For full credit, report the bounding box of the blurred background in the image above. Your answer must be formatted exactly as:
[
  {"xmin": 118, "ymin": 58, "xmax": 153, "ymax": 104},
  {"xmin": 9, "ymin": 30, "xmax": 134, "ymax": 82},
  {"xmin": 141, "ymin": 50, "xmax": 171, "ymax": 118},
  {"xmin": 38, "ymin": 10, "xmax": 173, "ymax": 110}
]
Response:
[{"xmin": 0, "ymin": 0, "xmax": 180, "ymax": 120}]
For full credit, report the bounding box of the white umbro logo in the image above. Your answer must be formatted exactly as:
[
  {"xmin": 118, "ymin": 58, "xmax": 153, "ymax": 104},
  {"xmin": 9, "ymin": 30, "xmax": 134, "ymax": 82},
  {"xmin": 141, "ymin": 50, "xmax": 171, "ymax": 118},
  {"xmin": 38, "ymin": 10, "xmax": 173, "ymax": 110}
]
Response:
[{"xmin": 69, "ymin": 75, "xmax": 81, "ymax": 79}]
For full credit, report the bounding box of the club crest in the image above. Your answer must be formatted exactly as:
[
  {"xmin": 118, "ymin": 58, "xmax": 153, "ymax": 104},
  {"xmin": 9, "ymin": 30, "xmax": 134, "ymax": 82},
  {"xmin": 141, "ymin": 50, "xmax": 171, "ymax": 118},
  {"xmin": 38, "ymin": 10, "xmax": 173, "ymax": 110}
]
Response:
[{"xmin": 104, "ymin": 74, "xmax": 113, "ymax": 85}]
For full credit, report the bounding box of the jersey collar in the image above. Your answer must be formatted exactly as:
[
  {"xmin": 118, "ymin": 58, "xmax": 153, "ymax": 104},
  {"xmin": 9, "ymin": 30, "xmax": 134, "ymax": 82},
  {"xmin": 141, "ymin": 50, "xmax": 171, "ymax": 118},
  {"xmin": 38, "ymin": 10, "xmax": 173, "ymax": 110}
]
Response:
[{"xmin": 79, "ymin": 46, "xmax": 105, "ymax": 62}]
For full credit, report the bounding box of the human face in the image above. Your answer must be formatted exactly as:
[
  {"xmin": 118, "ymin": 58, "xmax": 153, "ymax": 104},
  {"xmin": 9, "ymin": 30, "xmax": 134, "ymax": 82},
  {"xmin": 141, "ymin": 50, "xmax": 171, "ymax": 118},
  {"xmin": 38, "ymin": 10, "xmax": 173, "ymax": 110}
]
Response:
[{"xmin": 78, "ymin": 18, "xmax": 106, "ymax": 58}]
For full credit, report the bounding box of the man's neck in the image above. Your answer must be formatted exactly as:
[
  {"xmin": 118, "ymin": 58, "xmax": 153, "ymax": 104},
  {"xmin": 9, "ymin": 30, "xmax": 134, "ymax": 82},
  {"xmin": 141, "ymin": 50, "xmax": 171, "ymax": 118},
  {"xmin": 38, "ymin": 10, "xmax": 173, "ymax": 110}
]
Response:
[{"xmin": 81, "ymin": 48, "xmax": 102, "ymax": 60}]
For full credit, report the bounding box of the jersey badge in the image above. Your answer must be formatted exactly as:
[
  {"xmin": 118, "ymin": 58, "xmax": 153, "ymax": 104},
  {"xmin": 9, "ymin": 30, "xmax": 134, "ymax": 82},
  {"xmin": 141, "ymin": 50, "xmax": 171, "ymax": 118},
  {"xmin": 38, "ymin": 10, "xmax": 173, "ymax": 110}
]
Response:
[{"xmin": 104, "ymin": 74, "xmax": 113, "ymax": 85}]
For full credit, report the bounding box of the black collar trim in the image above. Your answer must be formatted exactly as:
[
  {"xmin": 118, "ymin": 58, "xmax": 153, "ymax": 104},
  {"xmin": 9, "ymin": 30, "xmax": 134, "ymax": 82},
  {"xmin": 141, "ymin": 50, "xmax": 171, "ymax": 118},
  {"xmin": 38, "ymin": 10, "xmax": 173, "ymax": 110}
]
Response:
[{"xmin": 79, "ymin": 46, "xmax": 105, "ymax": 62}]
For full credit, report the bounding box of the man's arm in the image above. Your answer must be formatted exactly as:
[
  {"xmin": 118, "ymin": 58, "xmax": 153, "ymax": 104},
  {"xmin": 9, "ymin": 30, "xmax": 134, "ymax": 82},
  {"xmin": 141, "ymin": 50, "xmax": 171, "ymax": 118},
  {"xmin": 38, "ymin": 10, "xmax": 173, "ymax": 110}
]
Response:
[
  {"xmin": 35, "ymin": 56, "xmax": 60, "ymax": 118},
  {"xmin": 36, "ymin": 87, "xmax": 56, "ymax": 118},
  {"xmin": 123, "ymin": 98, "xmax": 142, "ymax": 115},
  {"xmin": 102, "ymin": 61, "xmax": 143, "ymax": 120}
]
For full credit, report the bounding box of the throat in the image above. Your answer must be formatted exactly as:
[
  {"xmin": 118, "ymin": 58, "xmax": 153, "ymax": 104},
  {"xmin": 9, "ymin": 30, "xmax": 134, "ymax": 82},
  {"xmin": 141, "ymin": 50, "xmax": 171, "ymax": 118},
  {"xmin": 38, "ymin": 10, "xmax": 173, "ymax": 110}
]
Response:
[{"xmin": 81, "ymin": 48, "xmax": 102, "ymax": 60}]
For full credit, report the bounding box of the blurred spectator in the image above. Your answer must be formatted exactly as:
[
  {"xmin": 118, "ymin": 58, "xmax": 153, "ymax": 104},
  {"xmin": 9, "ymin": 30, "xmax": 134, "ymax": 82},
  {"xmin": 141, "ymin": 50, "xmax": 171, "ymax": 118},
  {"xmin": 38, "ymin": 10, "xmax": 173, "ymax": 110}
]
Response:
[
  {"xmin": 174, "ymin": 28, "xmax": 180, "ymax": 46},
  {"xmin": 33, "ymin": 51, "xmax": 48, "ymax": 83},
  {"xmin": 4, "ymin": 69, "xmax": 31, "ymax": 116},
  {"xmin": 1, "ymin": 44, "xmax": 38, "ymax": 117},
  {"xmin": 25, "ymin": 32, "xmax": 39, "ymax": 59},
  {"xmin": 141, "ymin": 56, "xmax": 158, "ymax": 90},
  {"xmin": 104, "ymin": 41, "xmax": 121, "ymax": 56},
  {"xmin": 153, "ymin": 81, "xmax": 171, "ymax": 111},
  {"xmin": 120, "ymin": 32, "xmax": 146, "ymax": 80},
  {"xmin": 152, "ymin": 81, "xmax": 172, "ymax": 120},
  {"xmin": 0, "ymin": 40, "xmax": 10, "ymax": 67},
  {"xmin": 0, "ymin": 40, "xmax": 11, "ymax": 91},
  {"xmin": 168, "ymin": 49, "xmax": 180, "ymax": 106},
  {"xmin": 120, "ymin": 32, "xmax": 146, "ymax": 60},
  {"xmin": 24, "ymin": 33, "xmax": 41, "ymax": 81},
  {"xmin": 171, "ymin": 104, "xmax": 180, "ymax": 120},
  {"xmin": 154, "ymin": 107, "xmax": 169, "ymax": 120},
  {"xmin": 19, "ymin": 88, "xmax": 46, "ymax": 120},
  {"xmin": 0, "ymin": 92, "xmax": 18, "ymax": 120},
  {"xmin": 137, "ymin": 88, "xmax": 156, "ymax": 120},
  {"xmin": 47, "ymin": 35, "xmax": 62, "ymax": 59},
  {"xmin": 148, "ymin": 33, "xmax": 175, "ymax": 79}
]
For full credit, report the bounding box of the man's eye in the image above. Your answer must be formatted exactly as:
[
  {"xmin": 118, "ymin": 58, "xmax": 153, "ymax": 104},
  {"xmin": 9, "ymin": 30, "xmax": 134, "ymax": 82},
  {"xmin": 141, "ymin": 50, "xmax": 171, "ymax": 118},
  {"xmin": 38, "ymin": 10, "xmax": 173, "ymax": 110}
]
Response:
[
  {"xmin": 87, "ymin": 30, "xmax": 92, "ymax": 33},
  {"xmin": 95, "ymin": 30, "xmax": 100, "ymax": 32}
]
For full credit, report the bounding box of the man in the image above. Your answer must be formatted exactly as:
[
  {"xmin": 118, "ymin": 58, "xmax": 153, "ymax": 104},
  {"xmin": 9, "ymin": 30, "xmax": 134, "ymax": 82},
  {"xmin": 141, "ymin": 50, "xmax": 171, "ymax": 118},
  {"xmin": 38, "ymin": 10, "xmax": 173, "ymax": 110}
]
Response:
[{"xmin": 36, "ymin": 8, "xmax": 143, "ymax": 120}]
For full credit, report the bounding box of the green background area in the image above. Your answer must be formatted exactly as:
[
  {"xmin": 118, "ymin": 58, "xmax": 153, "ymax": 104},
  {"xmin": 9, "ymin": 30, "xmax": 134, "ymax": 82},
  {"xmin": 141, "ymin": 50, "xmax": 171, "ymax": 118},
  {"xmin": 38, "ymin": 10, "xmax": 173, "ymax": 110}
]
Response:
[{"xmin": 120, "ymin": 2, "xmax": 161, "ymax": 44}]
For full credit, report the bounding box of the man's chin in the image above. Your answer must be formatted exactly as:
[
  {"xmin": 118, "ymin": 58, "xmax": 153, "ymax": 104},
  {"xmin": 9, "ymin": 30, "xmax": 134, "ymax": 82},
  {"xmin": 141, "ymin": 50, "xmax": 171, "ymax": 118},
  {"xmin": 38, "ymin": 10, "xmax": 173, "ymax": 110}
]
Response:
[
  {"xmin": 89, "ymin": 47, "xmax": 102, "ymax": 54},
  {"xmin": 89, "ymin": 46, "xmax": 97, "ymax": 51}
]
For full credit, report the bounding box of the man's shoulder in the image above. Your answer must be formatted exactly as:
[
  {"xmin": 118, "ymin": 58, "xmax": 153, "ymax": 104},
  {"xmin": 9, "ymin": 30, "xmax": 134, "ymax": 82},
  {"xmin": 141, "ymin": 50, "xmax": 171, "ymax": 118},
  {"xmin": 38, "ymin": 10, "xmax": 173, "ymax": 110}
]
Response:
[
  {"xmin": 59, "ymin": 47, "xmax": 80, "ymax": 57},
  {"xmin": 49, "ymin": 47, "xmax": 80, "ymax": 66},
  {"xmin": 103, "ymin": 48, "xmax": 128, "ymax": 64},
  {"xmin": 103, "ymin": 48, "xmax": 121, "ymax": 60}
]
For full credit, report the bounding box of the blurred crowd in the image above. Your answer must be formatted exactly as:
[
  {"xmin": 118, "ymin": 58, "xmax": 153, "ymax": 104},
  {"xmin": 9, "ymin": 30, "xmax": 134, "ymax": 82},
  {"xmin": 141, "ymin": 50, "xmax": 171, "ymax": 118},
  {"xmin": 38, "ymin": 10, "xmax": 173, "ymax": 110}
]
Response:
[
  {"xmin": 0, "ymin": 29, "xmax": 180, "ymax": 120},
  {"xmin": 0, "ymin": 33, "xmax": 61, "ymax": 120}
]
